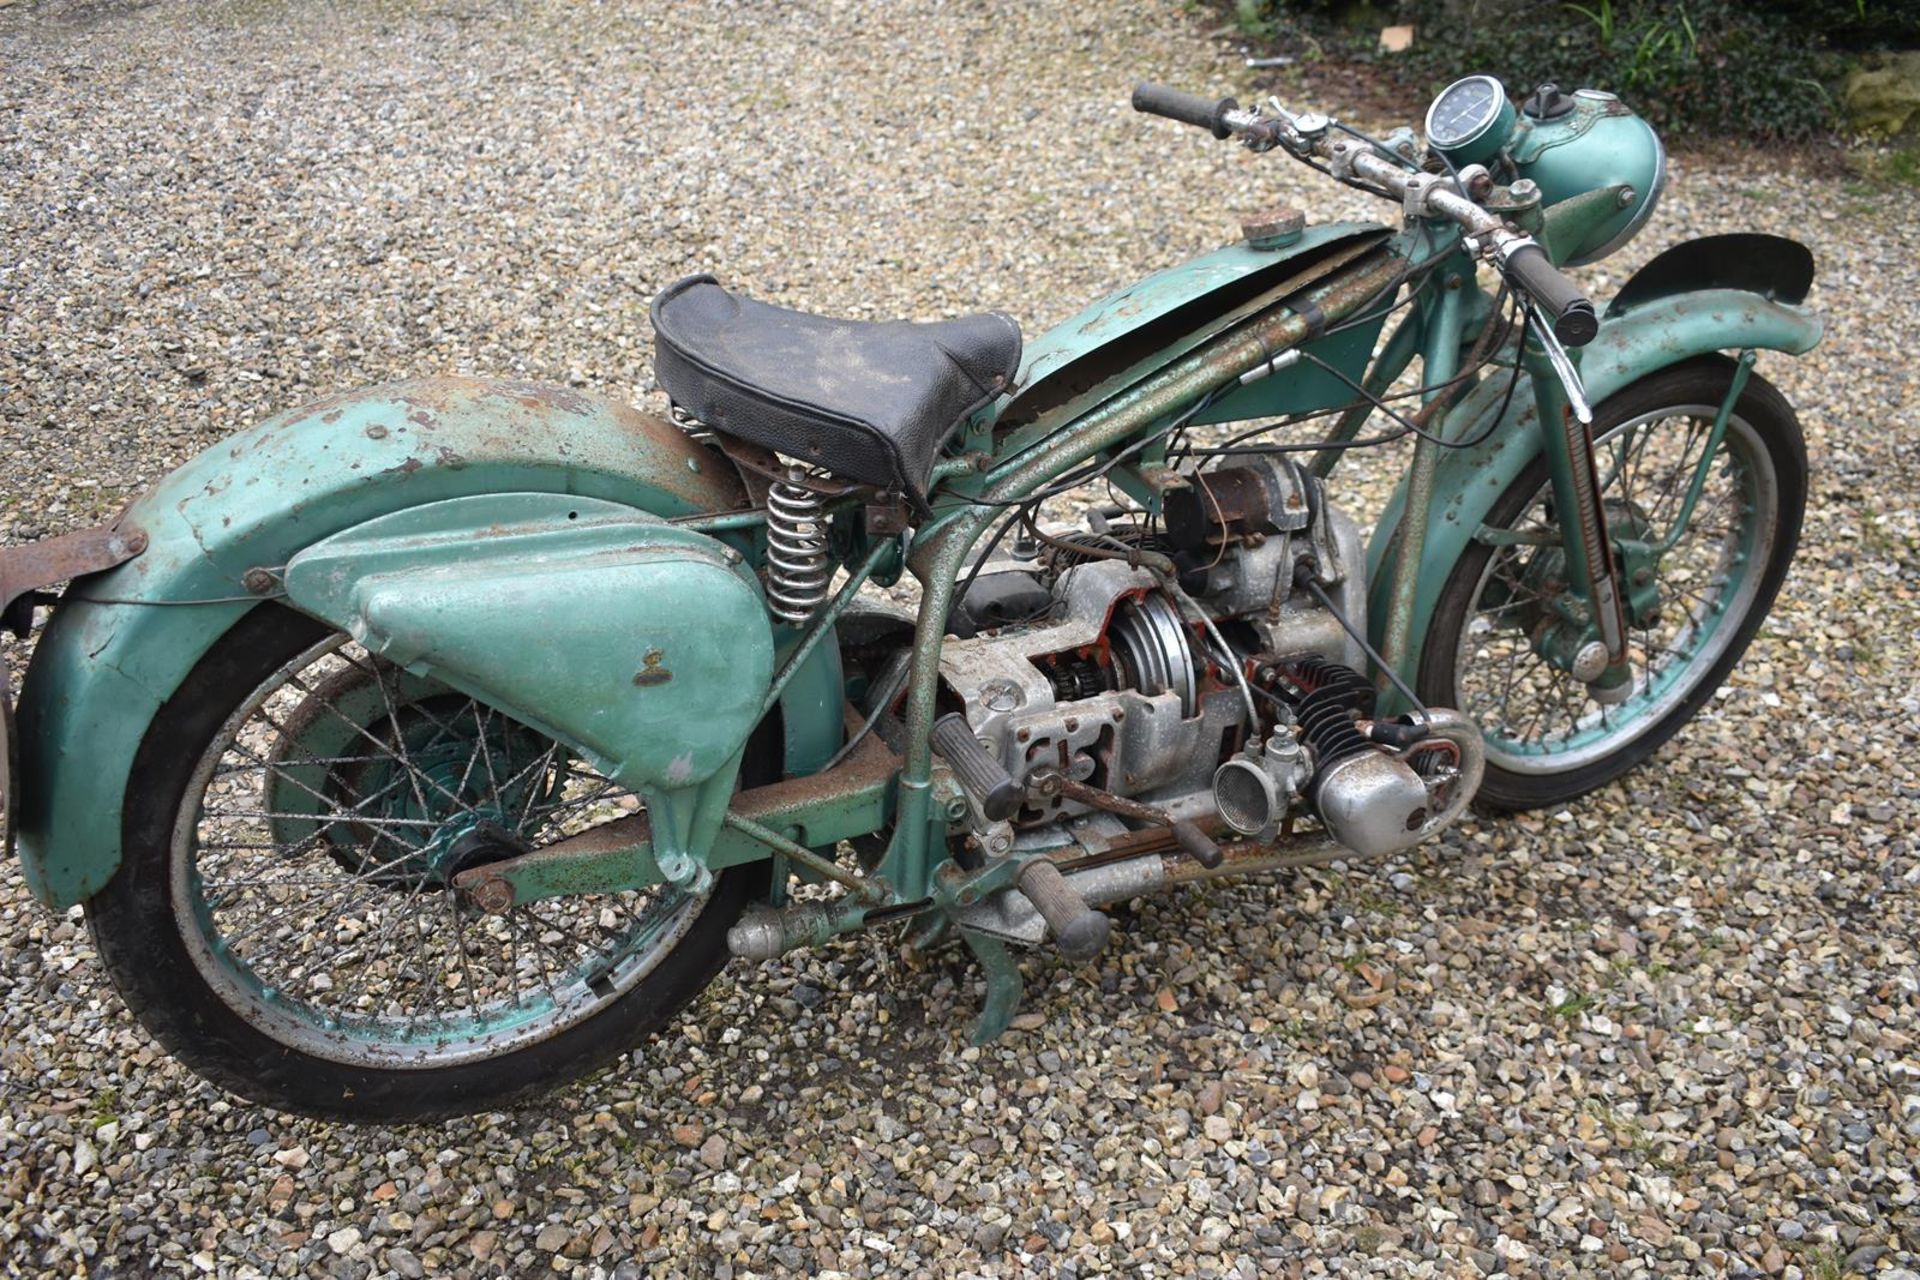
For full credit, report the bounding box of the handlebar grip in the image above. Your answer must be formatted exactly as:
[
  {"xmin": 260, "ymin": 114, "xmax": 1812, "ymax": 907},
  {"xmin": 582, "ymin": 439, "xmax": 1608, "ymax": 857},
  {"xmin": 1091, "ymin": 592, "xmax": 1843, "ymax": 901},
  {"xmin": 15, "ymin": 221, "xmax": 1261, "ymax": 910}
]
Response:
[
  {"xmin": 1131, "ymin": 82, "xmax": 1238, "ymax": 140},
  {"xmin": 1503, "ymin": 242, "xmax": 1599, "ymax": 347}
]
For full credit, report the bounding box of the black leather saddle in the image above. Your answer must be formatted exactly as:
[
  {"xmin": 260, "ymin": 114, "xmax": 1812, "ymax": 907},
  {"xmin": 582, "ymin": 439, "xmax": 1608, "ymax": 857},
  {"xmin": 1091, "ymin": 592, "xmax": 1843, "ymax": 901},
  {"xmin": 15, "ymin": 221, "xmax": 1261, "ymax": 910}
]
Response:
[{"xmin": 650, "ymin": 275, "xmax": 1022, "ymax": 509}]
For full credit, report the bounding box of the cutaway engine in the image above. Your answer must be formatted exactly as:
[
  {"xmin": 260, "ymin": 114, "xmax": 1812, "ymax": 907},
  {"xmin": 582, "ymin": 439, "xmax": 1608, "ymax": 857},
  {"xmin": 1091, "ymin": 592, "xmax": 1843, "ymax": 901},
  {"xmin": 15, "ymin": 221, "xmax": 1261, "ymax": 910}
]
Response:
[{"xmin": 938, "ymin": 457, "xmax": 1476, "ymax": 860}]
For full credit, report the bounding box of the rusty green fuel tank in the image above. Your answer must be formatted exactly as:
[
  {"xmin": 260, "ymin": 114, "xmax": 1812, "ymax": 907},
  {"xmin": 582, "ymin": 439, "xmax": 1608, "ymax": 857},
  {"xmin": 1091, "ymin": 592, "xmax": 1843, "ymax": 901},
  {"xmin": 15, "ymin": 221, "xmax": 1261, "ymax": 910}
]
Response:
[{"xmin": 982, "ymin": 220, "xmax": 1393, "ymax": 448}]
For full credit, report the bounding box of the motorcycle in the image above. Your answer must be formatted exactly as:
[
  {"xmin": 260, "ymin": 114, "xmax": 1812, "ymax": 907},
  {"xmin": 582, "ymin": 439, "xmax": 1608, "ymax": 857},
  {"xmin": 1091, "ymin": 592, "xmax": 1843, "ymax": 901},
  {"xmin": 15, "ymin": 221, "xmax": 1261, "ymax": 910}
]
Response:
[{"xmin": 0, "ymin": 75, "xmax": 1819, "ymax": 1121}]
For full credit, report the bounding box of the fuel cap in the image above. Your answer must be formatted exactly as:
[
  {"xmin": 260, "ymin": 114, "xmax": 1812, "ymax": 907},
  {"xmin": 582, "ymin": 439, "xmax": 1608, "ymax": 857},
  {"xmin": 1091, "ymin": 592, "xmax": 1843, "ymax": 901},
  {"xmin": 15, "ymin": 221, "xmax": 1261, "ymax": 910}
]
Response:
[
  {"xmin": 1522, "ymin": 82, "xmax": 1576, "ymax": 120},
  {"xmin": 1242, "ymin": 204, "xmax": 1305, "ymax": 249}
]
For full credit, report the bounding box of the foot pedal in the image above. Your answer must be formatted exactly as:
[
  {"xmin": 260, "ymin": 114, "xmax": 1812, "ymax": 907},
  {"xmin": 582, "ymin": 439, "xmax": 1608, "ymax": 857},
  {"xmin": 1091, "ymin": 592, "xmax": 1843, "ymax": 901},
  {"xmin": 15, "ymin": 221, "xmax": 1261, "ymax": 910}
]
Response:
[
  {"xmin": 931, "ymin": 712, "xmax": 1022, "ymax": 821},
  {"xmin": 1016, "ymin": 859, "xmax": 1111, "ymax": 962}
]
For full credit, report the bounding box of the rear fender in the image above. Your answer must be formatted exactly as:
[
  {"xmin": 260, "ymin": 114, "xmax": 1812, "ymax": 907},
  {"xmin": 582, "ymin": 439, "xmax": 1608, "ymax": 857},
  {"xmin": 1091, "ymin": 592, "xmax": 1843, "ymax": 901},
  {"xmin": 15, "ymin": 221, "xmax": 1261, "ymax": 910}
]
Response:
[
  {"xmin": 10, "ymin": 377, "xmax": 841, "ymax": 908},
  {"xmin": 1364, "ymin": 287, "xmax": 1822, "ymax": 703}
]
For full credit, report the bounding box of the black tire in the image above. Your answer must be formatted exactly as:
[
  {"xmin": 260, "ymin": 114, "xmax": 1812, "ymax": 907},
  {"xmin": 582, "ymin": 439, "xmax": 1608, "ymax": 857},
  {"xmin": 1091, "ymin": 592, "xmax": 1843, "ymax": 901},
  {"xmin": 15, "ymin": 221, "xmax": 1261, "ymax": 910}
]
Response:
[
  {"xmin": 87, "ymin": 603, "xmax": 771, "ymax": 1122},
  {"xmin": 1417, "ymin": 357, "xmax": 1806, "ymax": 811}
]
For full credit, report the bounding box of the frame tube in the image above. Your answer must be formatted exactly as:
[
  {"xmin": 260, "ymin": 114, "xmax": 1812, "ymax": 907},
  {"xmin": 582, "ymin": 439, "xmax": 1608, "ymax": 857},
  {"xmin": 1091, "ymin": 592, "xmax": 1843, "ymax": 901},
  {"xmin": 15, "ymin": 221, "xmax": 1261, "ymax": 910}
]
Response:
[
  {"xmin": 876, "ymin": 248, "xmax": 1410, "ymax": 899},
  {"xmin": 1379, "ymin": 262, "xmax": 1470, "ymax": 688}
]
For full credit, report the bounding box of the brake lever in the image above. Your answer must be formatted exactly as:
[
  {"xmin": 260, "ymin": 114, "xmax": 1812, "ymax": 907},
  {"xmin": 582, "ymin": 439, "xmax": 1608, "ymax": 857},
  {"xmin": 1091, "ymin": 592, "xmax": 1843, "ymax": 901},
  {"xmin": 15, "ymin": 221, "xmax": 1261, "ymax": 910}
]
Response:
[
  {"xmin": 1232, "ymin": 118, "xmax": 1290, "ymax": 153},
  {"xmin": 1527, "ymin": 300, "xmax": 1594, "ymax": 425},
  {"xmin": 1227, "ymin": 99, "xmax": 1329, "ymax": 156}
]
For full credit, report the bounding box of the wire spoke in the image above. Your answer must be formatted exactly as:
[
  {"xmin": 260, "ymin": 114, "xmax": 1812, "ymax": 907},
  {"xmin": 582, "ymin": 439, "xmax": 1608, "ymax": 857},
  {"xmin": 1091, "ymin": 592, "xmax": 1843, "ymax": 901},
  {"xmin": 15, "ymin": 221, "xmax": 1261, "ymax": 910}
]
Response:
[
  {"xmin": 177, "ymin": 631, "xmax": 710, "ymax": 1066},
  {"xmin": 1453, "ymin": 396, "xmax": 1772, "ymax": 766},
  {"xmin": 277, "ymin": 669, "xmax": 477, "ymax": 820}
]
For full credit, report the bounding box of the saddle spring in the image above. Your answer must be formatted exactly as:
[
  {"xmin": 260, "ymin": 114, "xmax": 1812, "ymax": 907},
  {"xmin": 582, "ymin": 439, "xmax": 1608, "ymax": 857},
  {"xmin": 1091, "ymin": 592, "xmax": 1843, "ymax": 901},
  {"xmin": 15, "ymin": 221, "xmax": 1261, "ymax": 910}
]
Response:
[
  {"xmin": 765, "ymin": 467, "xmax": 832, "ymax": 624},
  {"xmin": 667, "ymin": 401, "xmax": 713, "ymax": 441}
]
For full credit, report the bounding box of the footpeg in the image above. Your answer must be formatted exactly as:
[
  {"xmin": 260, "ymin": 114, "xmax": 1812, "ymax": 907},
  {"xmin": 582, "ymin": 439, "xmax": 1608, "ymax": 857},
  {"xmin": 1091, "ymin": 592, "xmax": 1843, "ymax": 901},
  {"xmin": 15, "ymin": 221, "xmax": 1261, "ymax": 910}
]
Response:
[
  {"xmin": 1016, "ymin": 859, "xmax": 1110, "ymax": 962},
  {"xmin": 931, "ymin": 712, "xmax": 1022, "ymax": 821},
  {"xmin": 1170, "ymin": 819, "xmax": 1224, "ymax": 870}
]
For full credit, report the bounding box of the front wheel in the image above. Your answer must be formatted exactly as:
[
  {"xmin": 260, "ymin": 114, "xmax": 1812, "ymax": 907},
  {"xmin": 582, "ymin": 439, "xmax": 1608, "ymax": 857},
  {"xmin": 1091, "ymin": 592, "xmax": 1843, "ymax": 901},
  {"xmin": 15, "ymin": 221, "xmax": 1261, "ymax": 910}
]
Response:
[
  {"xmin": 87, "ymin": 603, "xmax": 770, "ymax": 1121},
  {"xmin": 1418, "ymin": 357, "xmax": 1806, "ymax": 811}
]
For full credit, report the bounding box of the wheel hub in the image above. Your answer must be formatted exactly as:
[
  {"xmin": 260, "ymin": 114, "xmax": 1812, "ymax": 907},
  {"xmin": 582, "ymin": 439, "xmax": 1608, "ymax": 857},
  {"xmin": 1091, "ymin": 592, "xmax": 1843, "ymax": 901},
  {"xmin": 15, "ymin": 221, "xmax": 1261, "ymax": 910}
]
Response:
[
  {"xmin": 1515, "ymin": 499, "xmax": 1663, "ymax": 677},
  {"xmin": 352, "ymin": 709, "xmax": 558, "ymax": 886},
  {"xmin": 266, "ymin": 664, "xmax": 562, "ymax": 886}
]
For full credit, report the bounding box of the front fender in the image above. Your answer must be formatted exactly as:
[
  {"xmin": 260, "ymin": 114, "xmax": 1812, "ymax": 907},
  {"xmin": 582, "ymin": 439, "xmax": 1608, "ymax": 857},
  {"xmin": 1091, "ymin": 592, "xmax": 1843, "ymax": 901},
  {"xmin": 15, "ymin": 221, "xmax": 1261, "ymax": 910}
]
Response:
[
  {"xmin": 12, "ymin": 377, "xmax": 841, "ymax": 908},
  {"xmin": 1365, "ymin": 287, "xmax": 1822, "ymax": 693}
]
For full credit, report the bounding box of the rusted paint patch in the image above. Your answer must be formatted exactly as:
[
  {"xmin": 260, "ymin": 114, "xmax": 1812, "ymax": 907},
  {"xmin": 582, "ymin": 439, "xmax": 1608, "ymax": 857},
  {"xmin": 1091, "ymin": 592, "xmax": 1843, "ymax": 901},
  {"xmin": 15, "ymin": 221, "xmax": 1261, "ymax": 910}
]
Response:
[
  {"xmin": 487, "ymin": 381, "xmax": 595, "ymax": 418},
  {"xmin": 632, "ymin": 649, "xmax": 672, "ymax": 686}
]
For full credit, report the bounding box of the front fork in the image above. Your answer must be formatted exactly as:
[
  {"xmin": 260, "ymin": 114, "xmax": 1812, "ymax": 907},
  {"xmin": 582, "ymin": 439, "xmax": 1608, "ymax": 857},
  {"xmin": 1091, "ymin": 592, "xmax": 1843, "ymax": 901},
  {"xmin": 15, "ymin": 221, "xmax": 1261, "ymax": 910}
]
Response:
[
  {"xmin": 1521, "ymin": 339, "xmax": 1757, "ymax": 696},
  {"xmin": 1525, "ymin": 332, "xmax": 1635, "ymax": 699}
]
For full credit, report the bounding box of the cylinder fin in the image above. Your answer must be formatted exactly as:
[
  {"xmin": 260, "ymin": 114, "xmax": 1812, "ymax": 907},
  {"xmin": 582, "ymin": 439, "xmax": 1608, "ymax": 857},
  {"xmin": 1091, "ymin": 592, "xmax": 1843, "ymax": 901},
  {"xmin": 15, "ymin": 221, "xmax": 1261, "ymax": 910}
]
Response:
[{"xmin": 1282, "ymin": 656, "xmax": 1375, "ymax": 770}]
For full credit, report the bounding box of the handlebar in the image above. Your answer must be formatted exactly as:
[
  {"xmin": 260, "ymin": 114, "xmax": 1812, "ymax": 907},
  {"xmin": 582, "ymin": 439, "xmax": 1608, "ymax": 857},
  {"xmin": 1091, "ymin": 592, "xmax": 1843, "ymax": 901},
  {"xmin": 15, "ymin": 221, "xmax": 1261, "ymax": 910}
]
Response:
[{"xmin": 1131, "ymin": 80, "xmax": 1599, "ymax": 348}]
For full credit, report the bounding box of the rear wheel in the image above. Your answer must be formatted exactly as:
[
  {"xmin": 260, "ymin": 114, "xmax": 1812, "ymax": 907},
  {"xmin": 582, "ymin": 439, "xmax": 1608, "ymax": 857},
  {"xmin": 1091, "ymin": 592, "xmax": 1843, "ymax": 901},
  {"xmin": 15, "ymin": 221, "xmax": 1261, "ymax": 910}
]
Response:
[
  {"xmin": 88, "ymin": 603, "xmax": 769, "ymax": 1121},
  {"xmin": 1417, "ymin": 359, "xmax": 1806, "ymax": 811}
]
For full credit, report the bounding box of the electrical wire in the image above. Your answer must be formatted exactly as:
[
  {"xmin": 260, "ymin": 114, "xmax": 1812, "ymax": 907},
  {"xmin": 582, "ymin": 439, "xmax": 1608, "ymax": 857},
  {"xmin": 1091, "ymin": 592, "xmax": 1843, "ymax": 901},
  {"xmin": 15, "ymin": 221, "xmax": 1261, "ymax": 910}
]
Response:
[
  {"xmin": 948, "ymin": 253, "xmax": 1529, "ymax": 616},
  {"xmin": 63, "ymin": 592, "xmax": 284, "ymax": 606},
  {"xmin": 1194, "ymin": 321, "xmax": 1525, "ymax": 463},
  {"xmin": 1288, "ymin": 281, "xmax": 1525, "ymax": 450},
  {"xmin": 1297, "ymin": 576, "xmax": 1431, "ymax": 724},
  {"xmin": 1296, "ymin": 152, "xmax": 1392, "ymax": 202},
  {"xmin": 1163, "ymin": 223, "xmax": 1447, "ymax": 466},
  {"xmin": 946, "ymin": 383, "xmax": 1220, "ymax": 625},
  {"xmin": 1171, "ymin": 320, "xmax": 1509, "ymax": 466},
  {"xmin": 956, "ymin": 384, "xmax": 1225, "ymax": 514},
  {"xmin": 947, "ymin": 402, "xmax": 1193, "ymax": 619},
  {"xmin": 1184, "ymin": 428, "xmax": 1412, "ymax": 461},
  {"xmin": 820, "ymin": 648, "xmax": 912, "ymax": 771},
  {"xmin": 1318, "ymin": 221, "xmax": 1441, "ymax": 337},
  {"xmin": 1176, "ymin": 284, "xmax": 1523, "ymax": 464},
  {"xmin": 948, "ymin": 502, "xmax": 1030, "ymax": 626}
]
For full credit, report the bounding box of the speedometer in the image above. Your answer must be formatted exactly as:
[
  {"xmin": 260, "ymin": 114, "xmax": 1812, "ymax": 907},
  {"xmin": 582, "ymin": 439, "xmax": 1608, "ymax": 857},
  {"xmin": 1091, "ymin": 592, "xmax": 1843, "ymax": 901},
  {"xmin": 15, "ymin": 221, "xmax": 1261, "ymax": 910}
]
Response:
[{"xmin": 1424, "ymin": 74, "xmax": 1514, "ymax": 165}]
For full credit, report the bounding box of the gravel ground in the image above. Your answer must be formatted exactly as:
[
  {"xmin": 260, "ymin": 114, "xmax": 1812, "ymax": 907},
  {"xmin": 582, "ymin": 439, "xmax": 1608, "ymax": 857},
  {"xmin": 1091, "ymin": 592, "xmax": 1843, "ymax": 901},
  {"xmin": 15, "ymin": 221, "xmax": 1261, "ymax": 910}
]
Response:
[{"xmin": 3, "ymin": 1, "xmax": 1918, "ymax": 1277}]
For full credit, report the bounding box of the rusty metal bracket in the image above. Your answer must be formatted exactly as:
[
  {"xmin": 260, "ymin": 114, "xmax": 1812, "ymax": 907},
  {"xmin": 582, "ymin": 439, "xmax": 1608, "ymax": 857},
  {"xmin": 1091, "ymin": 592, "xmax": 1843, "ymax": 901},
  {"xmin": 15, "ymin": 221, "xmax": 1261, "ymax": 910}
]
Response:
[
  {"xmin": 452, "ymin": 714, "xmax": 901, "ymax": 911},
  {"xmin": 716, "ymin": 434, "xmax": 869, "ymax": 500},
  {"xmin": 0, "ymin": 522, "xmax": 148, "ymax": 639}
]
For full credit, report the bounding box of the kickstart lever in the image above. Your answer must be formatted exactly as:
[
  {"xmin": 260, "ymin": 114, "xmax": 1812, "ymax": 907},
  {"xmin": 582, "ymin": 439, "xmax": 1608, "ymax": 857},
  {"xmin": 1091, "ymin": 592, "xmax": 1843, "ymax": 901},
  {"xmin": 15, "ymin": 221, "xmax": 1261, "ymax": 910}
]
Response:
[{"xmin": 1029, "ymin": 769, "xmax": 1224, "ymax": 869}]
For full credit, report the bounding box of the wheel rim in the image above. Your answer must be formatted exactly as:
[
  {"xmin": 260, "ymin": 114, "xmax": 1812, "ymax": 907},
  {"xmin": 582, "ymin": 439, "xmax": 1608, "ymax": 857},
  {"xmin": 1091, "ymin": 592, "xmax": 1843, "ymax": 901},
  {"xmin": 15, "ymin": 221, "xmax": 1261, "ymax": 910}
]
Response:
[
  {"xmin": 1450, "ymin": 403, "xmax": 1777, "ymax": 776},
  {"xmin": 170, "ymin": 635, "xmax": 706, "ymax": 1069}
]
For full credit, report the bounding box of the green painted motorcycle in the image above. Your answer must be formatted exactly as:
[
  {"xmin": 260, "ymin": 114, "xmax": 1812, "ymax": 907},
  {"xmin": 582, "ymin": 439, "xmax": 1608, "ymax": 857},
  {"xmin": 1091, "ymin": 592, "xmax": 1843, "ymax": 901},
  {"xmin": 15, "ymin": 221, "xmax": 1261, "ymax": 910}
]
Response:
[{"xmin": 0, "ymin": 76, "xmax": 1818, "ymax": 1120}]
